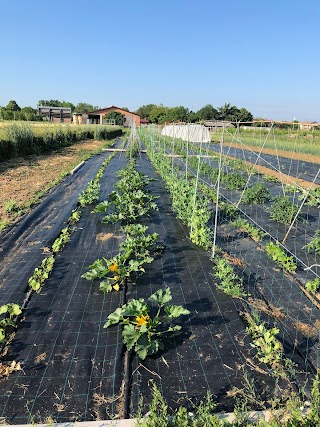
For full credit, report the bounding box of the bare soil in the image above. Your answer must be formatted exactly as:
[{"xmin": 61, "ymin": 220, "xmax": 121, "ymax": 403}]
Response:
[{"xmin": 0, "ymin": 140, "xmax": 107, "ymax": 227}]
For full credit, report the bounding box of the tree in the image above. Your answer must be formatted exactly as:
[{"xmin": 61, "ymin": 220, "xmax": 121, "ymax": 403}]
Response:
[
  {"xmin": 75, "ymin": 103, "xmax": 99, "ymax": 113},
  {"xmin": 19, "ymin": 106, "xmax": 41, "ymax": 121},
  {"xmin": 6, "ymin": 100, "xmax": 21, "ymax": 111},
  {"xmin": 135, "ymin": 104, "xmax": 156, "ymax": 120},
  {"xmin": 104, "ymin": 111, "xmax": 125, "ymax": 126},
  {"xmin": 165, "ymin": 106, "xmax": 189, "ymax": 123},
  {"xmin": 217, "ymin": 103, "xmax": 239, "ymax": 121},
  {"xmin": 148, "ymin": 105, "xmax": 171, "ymax": 124},
  {"xmin": 237, "ymin": 108, "xmax": 253, "ymax": 123},
  {"xmin": 187, "ymin": 111, "xmax": 200, "ymax": 123},
  {"xmin": 196, "ymin": 104, "xmax": 218, "ymax": 121}
]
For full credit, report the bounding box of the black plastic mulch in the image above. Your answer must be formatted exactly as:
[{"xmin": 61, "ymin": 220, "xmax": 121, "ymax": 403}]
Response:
[
  {"xmin": 0, "ymin": 150, "xmax": 117, "ymax": 308},
  {"xmin": 127, "ymin": 155, "xmax": 283, "ymax": 415},
  {"xmin": 0, "ymin": 154, "xmax": 128, "ymax": 424},
  {"xmin": 207, "ymin": 143, "xmax": 320, "ymax": 185}
]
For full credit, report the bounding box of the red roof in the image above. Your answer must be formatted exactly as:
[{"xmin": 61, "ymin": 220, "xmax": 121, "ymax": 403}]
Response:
[{"xmin": 89, "ymin": 106, "xmax": 139, "ymax": 117}]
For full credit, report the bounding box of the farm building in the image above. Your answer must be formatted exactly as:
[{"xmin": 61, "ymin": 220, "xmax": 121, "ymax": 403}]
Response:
[
  {"xmin": 87, "ymin": 106, "xmax": 141, "ymax": 127},
  {"xmin": 203, "ymin": 120, "xmax": 234, "ymax": 131},
  {"xmin": 38, "ymin": 106, "xmax": 72, "ymax": 123}
]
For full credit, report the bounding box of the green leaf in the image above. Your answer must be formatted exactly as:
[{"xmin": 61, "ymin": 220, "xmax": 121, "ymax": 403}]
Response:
[
  {"xmin": 123, "ymin": 323, "xmax": 140, "ymax": 351},
  {"xmin": 28, "ymin": 279, "xmax": 41, "ymax": 291},
  {"xmin": 164, "ymin": 305, "xmax": 190, "ymax": 319},
  {"xmin": 0, "ymin": 305, "xmax": 8, "ymax": 315},
  {"xmin": 122, "ymin": 299, "xmax": 149, "ymax": 317},
  {"xmin": 99, "ymin": 281, "xmax": 113, "ymax": 293},
  {"xmin": 104, "ymin": 307, "xmax": 123, "ymax": 328},
  {"xmin": 9, "ymin": 304, "xmax": 22, "ymax": 316},
  {"xmin": 92, "ymin": 201, "xmax": 110, "ymax": 213},
  {"xmin": 134, "ymin": 333, "xmax": 151, "ymax": 360},
  {"xmin": 168, "ymin": 325, "xmax": 182, "ymax": 332},
  {"xmin": 149, "ymin": 287, "xmax": 172, "ymax": 306},
  {"xmin": 0, "ymin": 328, "xmax": 5, "ymax": 342}
]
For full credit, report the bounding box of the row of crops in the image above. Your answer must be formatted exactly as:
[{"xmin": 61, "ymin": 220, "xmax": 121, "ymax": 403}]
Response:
[{"xmin": 0, "ymin": 132, "xmax": 319, "ymax": 424}]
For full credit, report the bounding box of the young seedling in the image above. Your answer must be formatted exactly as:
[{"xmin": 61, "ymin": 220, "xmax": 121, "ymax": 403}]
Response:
[
  {"xmin": 265, "ymin": 242, "xmax": 297, "ymax": 274},
  {"xmin": 0, "ymin": 303, "xmax": 22, "ymax": 342}
]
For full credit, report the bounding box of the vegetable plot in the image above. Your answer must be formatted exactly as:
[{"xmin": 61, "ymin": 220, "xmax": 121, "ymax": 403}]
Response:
[{"xmin": 0, "ymin": 136, "xmax": 318, "ymax": 423}]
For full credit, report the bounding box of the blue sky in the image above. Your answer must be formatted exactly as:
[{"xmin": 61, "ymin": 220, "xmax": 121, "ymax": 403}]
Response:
[{"xmin": 0, "ymin": 0, "xmax": 319, "ymax": 121}]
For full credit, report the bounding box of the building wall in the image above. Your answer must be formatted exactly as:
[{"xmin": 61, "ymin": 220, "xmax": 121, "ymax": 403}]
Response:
[{"xmin": 94, "ymin": 107, "xmax": 140, "ymax": 127}]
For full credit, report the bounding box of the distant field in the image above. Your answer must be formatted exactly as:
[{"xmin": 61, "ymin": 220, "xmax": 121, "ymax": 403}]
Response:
[{"xmin": 211, "ymin": 126, "xmax": 320, "ymax": 156}]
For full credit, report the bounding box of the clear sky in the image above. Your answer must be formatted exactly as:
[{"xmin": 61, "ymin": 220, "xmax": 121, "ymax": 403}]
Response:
[{"xmin": 0, "ymin": 0, "xmax": 319, "ymax": 121}]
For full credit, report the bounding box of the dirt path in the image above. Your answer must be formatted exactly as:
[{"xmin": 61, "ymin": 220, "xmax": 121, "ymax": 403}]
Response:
[
  {"xmin": 0, "ymin": 140, "xmax": 109, "ymax": 228},
  {"xmin": 222, "ymin": 140, "xmax": 320, "ymax": 164}
]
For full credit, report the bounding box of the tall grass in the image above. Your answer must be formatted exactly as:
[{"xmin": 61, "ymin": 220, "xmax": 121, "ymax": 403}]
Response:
[{"xmin": 0, "ymin": 122, "xmax": 123, "ymax": 161}]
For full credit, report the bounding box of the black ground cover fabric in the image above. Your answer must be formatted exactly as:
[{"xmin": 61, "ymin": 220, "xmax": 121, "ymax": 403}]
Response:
[
  {"xmin": 127, "ymin": 156, "xmax": 284, "ymax": 415},
  {"xmin": 0, "ymin": 150, "xmax": 316, "ymax": 423},
  {"xmin": 173, "ymin": 155, "xmax": 320, "ymax": 369},
  {"xmin": 0, "ymin": 150, "xmax": 117, "ymax": 308},
  {"xmin": 207, "ymin": 143, "xmax": 320, "ymax": 185},
  {"xmin": 176, "ymin": 155, "xmax": 320, "ymax": 278},
  {"xmin": 0, "ymin": 154, "xmax": 128, "ymax": 424},
  {"xmin": 214, "ymin": 224, "xmax": 320, "ymax": 371}
]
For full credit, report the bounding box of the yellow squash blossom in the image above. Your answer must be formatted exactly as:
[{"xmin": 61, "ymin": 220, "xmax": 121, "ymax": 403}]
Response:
[
  {"xmin": 113, "ymin": 283, "xmax": 120, "ymax": 291},
  {"xmin": 135, "ymin": 315, "xmax": 149, "ymax": 327},
  {"xmin": 110, "ymin": 262, "xmax": 119, "ymax": 273}
]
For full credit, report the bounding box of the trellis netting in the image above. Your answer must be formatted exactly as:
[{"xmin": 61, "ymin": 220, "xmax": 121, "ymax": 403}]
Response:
[
  {"xmin": 139, "ymin": 124, "xmax": 320, "ymax": 377},
  {"xmin": 161, "ymin": 124, "xmax": 211, "ymax": 143}
]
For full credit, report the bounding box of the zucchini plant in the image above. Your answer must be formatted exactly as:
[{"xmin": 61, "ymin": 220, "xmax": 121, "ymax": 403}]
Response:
[
  {"xmin": 93, "ymin": 160, "xmax": 158, "ymax": 224},
  {"xmin": 0, "ymin": 304, "xmax": 22, "ymax": 342},
  {"xmin": 82, "ymin": 224, "xmax": 160, "ymax": 293},
  {"xmin": 28, "ymin": 256, "xmax": 55, "ymax": 291},
  {"xmin": 104, "ymin": 287, "xmax": 190, "ymax": 359}
]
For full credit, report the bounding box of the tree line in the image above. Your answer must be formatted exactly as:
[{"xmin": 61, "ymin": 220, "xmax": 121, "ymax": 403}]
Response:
[
  {"xmin": 135, "ymin": 103, "xmax": 253, "ymax": 124},
  {"xmin": 0, "ymin": 100, "xmax": 100, "ymax": 121},
  {"xmin": 0, "ymin": 99, "xmax": 254, "ymax": 124}
]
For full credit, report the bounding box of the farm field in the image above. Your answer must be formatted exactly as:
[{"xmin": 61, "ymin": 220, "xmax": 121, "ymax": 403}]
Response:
[
  {"xmin": 0, "ymin": 129, "xmax": 319, "ymax": 425},
  {"xmin": 0, "ymin": 139, "xmax": 116, "ymax": 231},
  {"xmin": 211, "ymin": 127, "xmax": 320, "ymax": 157}
]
